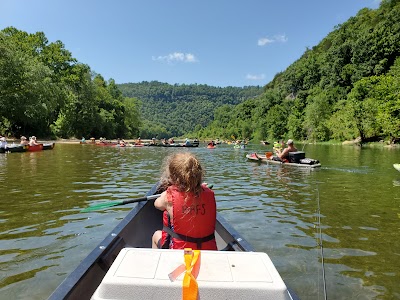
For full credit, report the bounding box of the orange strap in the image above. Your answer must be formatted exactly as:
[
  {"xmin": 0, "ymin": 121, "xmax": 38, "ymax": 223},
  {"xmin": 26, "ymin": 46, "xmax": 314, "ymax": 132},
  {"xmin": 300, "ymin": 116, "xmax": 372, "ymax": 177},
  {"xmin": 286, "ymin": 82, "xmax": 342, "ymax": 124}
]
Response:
[{"xmin": 182, "ymin": 248, "xmax": 200, "ymax": 300}]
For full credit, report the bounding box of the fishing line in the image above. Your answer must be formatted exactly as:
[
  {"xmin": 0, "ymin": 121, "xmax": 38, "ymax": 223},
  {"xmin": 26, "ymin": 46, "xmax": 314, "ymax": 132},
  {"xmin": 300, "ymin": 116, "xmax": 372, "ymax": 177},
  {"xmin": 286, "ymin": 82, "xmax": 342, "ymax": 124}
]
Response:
[
  {"xmin": 302, "ymin": 128, "xmax": 312, "ymax": 151},
  {"xmin": 301, "ymin": 139, "xmax": 307, "ymax": 152},
  {"xmin": 315, "ymin": 183, "xmax": 328, "ymax": 300}
]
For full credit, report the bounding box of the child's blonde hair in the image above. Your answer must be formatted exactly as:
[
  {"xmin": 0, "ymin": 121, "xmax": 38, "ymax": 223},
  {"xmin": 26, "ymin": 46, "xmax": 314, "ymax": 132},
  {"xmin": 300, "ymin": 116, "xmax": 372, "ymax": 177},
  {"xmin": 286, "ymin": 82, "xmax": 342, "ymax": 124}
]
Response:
[{"xmin": 160, "ymin": 152, "xmax": 204, "ymax": 196}]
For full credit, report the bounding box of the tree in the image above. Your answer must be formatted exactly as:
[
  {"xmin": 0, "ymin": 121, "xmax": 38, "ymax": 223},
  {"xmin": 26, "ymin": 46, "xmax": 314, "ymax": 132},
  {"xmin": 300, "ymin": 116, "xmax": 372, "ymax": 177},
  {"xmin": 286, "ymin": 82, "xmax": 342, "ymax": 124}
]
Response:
[
  {"xmin": 303, "ymin": 88, "xmax": 332, "ymax": 141},
  {"xmin": 0, "ymin": 31, "xmax": 63, "ymax": 136},
  {"xmin": 346, "ymin": 77, "xmax": 381, "ymax": 142}
]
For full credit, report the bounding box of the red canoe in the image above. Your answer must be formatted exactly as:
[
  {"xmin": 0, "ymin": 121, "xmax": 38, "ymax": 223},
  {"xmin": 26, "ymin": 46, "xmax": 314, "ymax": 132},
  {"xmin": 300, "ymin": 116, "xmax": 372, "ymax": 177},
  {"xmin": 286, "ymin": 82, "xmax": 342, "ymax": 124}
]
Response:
[
  {"xmin": 96, "ymin": 142, "xmax": 117, "ymax": 146},
  {"xmin": 27, "ymin": 144, "xmax": 44, "ymax": 152},
  {"xmin": 26, "ymin": 143, "xmax": 55, "ymax": 152}
]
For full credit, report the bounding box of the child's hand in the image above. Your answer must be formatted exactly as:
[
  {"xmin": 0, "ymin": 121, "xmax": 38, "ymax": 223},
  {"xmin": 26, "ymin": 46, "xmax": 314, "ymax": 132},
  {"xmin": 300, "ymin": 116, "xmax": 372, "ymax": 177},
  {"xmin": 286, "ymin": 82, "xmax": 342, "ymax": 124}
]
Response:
[{"xmin": 202, "ymin": 183, "xmax": 213, "ymax": 189}]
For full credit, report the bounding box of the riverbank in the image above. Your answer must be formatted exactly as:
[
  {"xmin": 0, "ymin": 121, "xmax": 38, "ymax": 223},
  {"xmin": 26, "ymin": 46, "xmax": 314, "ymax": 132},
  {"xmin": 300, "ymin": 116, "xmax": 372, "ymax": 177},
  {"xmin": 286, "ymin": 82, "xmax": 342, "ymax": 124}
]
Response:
[
  {"xmin": 53, "ymin": 138, "xmax": 151, "ymax": 144},
  {"xmin": 3, "ymin": 136, "xmax": 398, "ymax": 148},
  {"xmin": 2, "ymin": 138, "xmax": 163, "ymax": 145}
]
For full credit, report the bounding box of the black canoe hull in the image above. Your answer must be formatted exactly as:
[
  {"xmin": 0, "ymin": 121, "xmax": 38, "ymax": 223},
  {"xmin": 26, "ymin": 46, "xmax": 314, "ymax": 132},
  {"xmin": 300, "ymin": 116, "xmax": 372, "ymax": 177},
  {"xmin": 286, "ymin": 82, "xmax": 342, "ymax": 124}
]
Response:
[
  {"xmin": 48, "ymin": 184, "xmax": 254, "ymax": 300},
  {"xmin": 0, "ymin": 145, "xmax": 28, "ymax": 153},
  {"xmin": 43, "ymin": 143, "xmax": 55, "ymax": 150},
  {"xmin": 246, "ymin": 153, "xmax": 321, "ymax": 168},
  {"xmin": 1, "ymin": 143, "xmax": 54, "ymax": 153}
]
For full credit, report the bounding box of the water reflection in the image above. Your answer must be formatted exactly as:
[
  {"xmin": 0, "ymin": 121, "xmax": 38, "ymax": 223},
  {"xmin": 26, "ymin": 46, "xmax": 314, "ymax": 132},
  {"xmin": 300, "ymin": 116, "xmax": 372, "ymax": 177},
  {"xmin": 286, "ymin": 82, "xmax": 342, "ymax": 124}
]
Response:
[{"xmin": 0, "ymin": 144, "xmax": 399, "ymax": 299}]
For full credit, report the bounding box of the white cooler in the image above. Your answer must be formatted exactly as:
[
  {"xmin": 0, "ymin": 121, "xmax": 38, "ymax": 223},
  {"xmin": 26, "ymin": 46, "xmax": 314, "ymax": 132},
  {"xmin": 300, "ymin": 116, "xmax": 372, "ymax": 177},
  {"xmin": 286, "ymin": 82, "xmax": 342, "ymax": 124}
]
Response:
[{"xmin": 91, "ymin": 248, "xmax": 293, "ymax": 300}]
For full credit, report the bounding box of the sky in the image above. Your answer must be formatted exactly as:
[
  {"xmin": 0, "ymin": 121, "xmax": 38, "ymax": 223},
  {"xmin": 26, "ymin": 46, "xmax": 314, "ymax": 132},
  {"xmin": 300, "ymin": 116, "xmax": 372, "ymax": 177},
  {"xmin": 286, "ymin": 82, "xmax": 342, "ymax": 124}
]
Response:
[{"xmin": 0, "ymin": 0, "xmax": 381, "ymax": 87}]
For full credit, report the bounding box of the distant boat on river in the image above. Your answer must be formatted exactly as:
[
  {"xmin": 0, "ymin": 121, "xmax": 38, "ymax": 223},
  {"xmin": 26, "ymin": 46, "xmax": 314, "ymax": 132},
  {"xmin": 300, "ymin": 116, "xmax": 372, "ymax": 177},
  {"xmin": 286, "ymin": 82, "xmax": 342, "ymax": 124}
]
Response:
[{"xmin": 0, "ymin": 143, "xmax": 55, "ymax": 153}]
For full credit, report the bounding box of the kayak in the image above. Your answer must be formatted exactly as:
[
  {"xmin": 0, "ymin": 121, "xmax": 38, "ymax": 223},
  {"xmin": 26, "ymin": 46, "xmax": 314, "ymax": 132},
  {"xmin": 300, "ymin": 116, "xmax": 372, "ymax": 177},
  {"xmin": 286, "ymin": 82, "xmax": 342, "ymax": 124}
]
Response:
[
  {"xmin": 394, "ymin": 164, "xmax": 400, "ymax": 172},
  {"xmin": 246, "ymin": 153, "xmax": 321, "ymax": 168},
  {"xmin": 43, "ymin": 143, "xmax": 55, "ymax": 150},
  {"xmin": 145, "ymin": 143, "xmax": 199, "ymax": 147},
  {"xmin": 48, "ymin": 184, "xmax": 299, "ymax": 300},
  {"xmin": 95, "ymin": 142, "xmax": 117, "ymax": 146},
  {"xmin": 118, "ymin": 143, "xmax": 144, "ymax": 147},
  {"xmin": 207, "ymin": 145, "xmax": 216, "ymax": 149}
]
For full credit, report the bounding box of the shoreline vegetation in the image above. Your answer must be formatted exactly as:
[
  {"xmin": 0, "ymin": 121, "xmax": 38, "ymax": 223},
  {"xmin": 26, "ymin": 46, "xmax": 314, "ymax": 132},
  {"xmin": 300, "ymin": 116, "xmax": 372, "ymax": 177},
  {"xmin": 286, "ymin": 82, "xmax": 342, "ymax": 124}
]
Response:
[{"xmin": 1, "ymin": 137, "xmax": 398, "ymax": 148}]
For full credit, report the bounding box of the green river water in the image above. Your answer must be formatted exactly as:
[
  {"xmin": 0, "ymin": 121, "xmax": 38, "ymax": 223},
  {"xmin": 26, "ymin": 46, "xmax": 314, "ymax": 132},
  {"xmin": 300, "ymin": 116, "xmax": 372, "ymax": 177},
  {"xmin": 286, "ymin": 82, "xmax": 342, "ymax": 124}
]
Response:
[{"xmin": 0, "ymin": 143, "xmax": 399, "ymax": 300}]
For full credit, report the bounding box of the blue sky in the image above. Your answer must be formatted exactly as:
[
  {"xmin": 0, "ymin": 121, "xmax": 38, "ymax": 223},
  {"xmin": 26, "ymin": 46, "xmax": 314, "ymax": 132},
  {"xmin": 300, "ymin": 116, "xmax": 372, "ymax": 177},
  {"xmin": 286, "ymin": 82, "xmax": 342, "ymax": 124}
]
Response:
[{"xmin": 1, "ymin": 0, "xmax": 381, "ymax": 87}]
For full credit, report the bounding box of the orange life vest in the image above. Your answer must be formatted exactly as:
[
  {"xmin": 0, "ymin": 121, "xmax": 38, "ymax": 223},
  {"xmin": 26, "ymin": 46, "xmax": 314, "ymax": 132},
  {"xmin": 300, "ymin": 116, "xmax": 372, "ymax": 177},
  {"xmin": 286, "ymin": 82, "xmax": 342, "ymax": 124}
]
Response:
[{"xmin": 161, "ymin": 185, "xmax": 217, "ymax": 250}]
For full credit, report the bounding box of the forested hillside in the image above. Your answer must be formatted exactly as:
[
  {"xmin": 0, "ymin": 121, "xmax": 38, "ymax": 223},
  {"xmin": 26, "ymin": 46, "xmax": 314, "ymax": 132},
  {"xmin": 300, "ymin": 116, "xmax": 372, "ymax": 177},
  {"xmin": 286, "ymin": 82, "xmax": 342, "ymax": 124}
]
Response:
[
  {"xmin": 0, "ymin": 27, "xmax": 141, "ymax": 139},
  {"xmin": 197, "ymin": 0, "xmax": 400, "ymax": 144},
  {"xmin": 118, "ymin": 82, "xmax": 262, "ymax": 138}
]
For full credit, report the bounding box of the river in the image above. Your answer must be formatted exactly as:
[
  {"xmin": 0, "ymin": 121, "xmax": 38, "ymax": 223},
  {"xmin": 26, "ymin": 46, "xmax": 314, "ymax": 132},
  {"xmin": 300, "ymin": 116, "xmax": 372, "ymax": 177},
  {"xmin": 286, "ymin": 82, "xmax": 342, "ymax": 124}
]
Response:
[{"xmin": 0, "ymin": 142, "xmax": 399, "ymax": 299}]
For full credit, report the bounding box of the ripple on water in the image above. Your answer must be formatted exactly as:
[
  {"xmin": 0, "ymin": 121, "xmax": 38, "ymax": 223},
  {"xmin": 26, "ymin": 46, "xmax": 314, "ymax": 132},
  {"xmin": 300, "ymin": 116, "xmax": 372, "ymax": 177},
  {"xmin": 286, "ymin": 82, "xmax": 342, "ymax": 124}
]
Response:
[{"xmin": 1, "ymin": 144, "xmax": 399, "ymax": 300}]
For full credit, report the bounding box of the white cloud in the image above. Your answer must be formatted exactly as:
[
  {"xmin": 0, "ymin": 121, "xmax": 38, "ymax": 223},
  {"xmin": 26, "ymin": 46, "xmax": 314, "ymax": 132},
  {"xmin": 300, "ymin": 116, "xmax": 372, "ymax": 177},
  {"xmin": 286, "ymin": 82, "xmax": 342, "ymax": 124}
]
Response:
[
  {"xmin": 258, "ymin": 34, "xmax": 288, "ymax": 46},
  {"xmin": 246, "ymin": 73, "xmax": 265, "ymax": 80},
  {"xmin": 258, "ymin": 38, "xmax": 274, "ymax": 46},
  {"xmin": 152, "ymin": 52, "xmax": 198, "ymax": 63}
]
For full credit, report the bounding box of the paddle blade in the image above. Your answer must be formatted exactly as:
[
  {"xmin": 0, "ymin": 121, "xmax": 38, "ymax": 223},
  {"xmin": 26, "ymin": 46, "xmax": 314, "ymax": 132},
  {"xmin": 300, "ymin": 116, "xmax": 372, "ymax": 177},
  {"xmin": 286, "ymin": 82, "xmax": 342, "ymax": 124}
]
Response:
[{"xmin": 81, "ymin": 200, "xmax": 123, "ymax": 212}]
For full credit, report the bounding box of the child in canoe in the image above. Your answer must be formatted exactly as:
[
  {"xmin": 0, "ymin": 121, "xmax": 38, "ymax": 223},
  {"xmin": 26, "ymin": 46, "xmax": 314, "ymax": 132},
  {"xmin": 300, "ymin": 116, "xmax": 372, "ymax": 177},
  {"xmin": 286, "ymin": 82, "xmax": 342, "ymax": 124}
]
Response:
[{"xmin": 152, "ymin": 152, "xmax": 217, "ymax": 250}]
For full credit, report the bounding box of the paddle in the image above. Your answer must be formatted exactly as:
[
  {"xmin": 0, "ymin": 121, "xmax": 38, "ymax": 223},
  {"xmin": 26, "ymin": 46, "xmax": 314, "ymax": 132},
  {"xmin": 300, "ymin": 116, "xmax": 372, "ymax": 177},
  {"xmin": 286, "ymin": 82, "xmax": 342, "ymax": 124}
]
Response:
[
  {"xmin": 81, "ymin": 185, "xmax": 214, "ymax": 212},
  {"xmin": 81, "ymin": 194, "xmax": 162, "ymax": 212},
  {"xmin": 251, "ymin": 152, "xmax": 261, "ymax": 160}
]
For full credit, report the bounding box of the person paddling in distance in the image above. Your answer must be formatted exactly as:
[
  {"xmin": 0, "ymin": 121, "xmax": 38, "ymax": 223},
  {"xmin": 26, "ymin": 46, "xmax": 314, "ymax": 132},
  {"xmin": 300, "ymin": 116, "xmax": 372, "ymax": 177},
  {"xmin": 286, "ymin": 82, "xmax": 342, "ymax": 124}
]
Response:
[
  {"xmin": 20, "ymin": 136, "xmax": 29, "ymax": 145},
  {"xmin": 152, "ymin": 152, "xmax": 217, "ymax": 250},
  {"xmin": 29, "ymin": 136, "xmax": 39, "ymax": 146},
  {"xmin": 0, "ymin": 136, "xmax": 7, "ymax": 148},
  {"xmin": 275, "ymin": 139, "xmax": 297, "ymax": 161}
]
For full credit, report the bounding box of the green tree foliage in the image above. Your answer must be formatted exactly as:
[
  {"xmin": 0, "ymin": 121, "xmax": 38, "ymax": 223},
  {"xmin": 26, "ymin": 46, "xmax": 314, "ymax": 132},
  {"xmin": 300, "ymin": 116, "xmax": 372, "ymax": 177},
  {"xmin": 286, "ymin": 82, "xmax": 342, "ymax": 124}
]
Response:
[
  {"xmin": 303, "ymin": 87, "xmax": 334, "ymax": 141},
  {"xmin": 328, "ymin": 56, "xmax": 399, "ymax": 143},
  {"xmin": 0, "ymin": 30, "xmax": 63, "ymax": 136},
  {"xmin": 195, "ymin": 0, "xmax": 400, "ymax": 143},
  {"xmin": 117, "ymin": 81, "xmax": 262, "ymax": 138},
  {"xmin": 264, "ymin": 105, "xmax": 288, "ymax": 140},
  {"xmin": 0, "ymin": 27, "xmax": 141, "ymax": 139}
]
